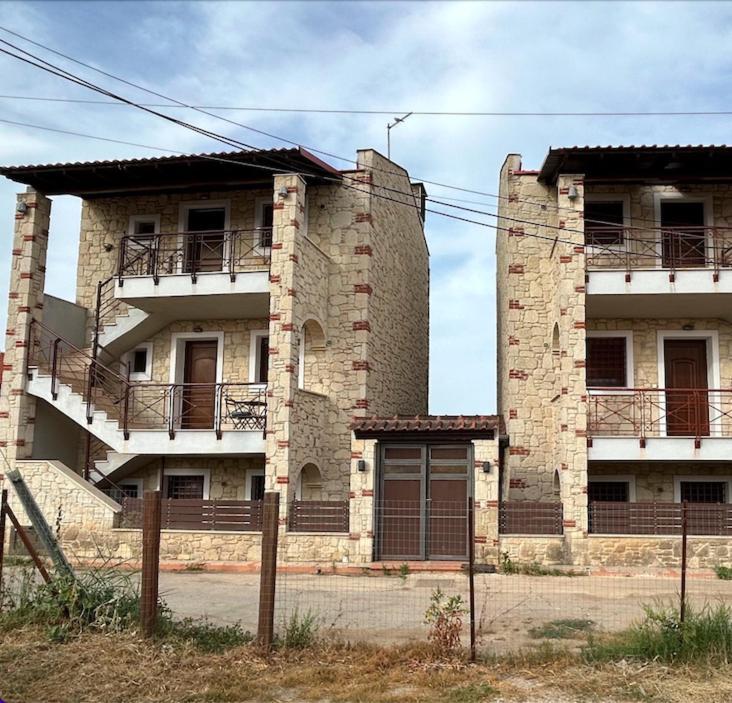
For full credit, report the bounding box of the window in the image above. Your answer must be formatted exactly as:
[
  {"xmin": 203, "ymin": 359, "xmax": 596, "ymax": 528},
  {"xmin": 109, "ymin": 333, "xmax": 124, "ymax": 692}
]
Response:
[
  {"xmin": 256, "ymin": 199, "xmax": 274, "ymax": 249},
  {"xmin": 584, "ymin": 200, "xmax": 625, "ymax": 247},
  {"xmin": 249, "ymin": 331, "xmax": 269, "ymax": 384},
  {"xmin": 128, "ymin": 215, "xmax": 160, "ymax": 237},
  {"xmin": 680, "ymin": 481, "xmax": 726, "ymax": 504},
  {"xmin": 245, "ymin": 469, "xmax": 265, "ymax": 500},
  {"xmin": 587, "ymin": 336, "xmax": 628, "ymax": 387},
  {"xmin": 588, "ymin": 481, "xmax": 629, "ymax": 502},
  {"xmin": 123, "ymin": 343, "xmax": 152, "ymax": 381},
  {"xmin": 165, "ymin": 474, "xmax": 205, "ymax": 499},
  {"xmin": 118, "ymin": 480, "xmax": 143, "ymax": 499}
]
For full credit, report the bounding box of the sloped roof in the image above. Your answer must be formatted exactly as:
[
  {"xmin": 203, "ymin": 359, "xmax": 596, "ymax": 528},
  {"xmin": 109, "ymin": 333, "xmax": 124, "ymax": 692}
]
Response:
[{"xmin": 351, "ymin": 415, "xmax": 503, "ymax": 439}]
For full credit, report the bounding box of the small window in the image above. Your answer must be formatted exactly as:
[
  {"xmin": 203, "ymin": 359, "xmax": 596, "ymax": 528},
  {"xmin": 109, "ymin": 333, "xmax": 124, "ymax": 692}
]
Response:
[
  {"xmin": 165, "ymin": 474, "xmax": 205, "ymax": 500},
  {"xmin": 588, "ymin": 481, "xmax": 629, "ymax": 502},
  {"xmin": 587, "ymin": 337, "xmax": 627, "ymax": 387},
  {"xmin": 257, "ymin": 201, "xmax": 274, "ymax": 248},
  {"xmin": 134, "ymin": 220, "xmax": 157, "ymax": 236},
  {"xmin": 124, "ymin": 344, "xmax": 152, "ymax": 381},
  {"xmin": 680, "ymin": 481, "xmax": 726, "ymax": 504},
  {"xmin": 585, "ymin": 201, "xmax": 625, "ymax": 247},
  {"xmin": 258, "ymin": 336, "xmax": 269, "ymax": 383}
]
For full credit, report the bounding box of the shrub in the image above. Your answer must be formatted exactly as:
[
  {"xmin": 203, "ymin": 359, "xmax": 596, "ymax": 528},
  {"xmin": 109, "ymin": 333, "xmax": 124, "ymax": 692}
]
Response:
[
  {"xmin": 499, "ymin": 552, "xmax": 577, "ymax": 577},
  {"xmin": 424, "ymin": 588, "xmax": 467, "ymax": 656},
  {"xmin": 278, "ymin": 608, "xmax": 319, "ymax": 648},
  {"xmin": 161, "ymin": 617, "xmax": 253, "ymax": 652},
  {"xmin": 714, "ymin": 565, "xmax": 732, "ymax": 580},
  {"xmin": 585, "ymin": 602, "xmax": 732, "ymax": 664}
]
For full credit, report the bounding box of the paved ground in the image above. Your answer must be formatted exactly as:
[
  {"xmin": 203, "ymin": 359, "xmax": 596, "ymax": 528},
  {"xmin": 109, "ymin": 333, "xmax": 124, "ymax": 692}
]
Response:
[{"xmin": 156, "ymin": 570, "xmax": 732, "ymax": 653}]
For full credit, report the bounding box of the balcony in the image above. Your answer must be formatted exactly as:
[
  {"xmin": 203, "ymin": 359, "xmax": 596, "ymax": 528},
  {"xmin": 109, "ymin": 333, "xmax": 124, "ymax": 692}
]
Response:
[
  {"xmin": 585, "ymin": 228, "xmax": 732, "ymax": 320},
  {"xmin": 587, "ymin": 387, "xmax": 732, "ymax": 461},
  {"xmin": 111, "ymin": 228, "xmax": 272, "ymax": 317}
]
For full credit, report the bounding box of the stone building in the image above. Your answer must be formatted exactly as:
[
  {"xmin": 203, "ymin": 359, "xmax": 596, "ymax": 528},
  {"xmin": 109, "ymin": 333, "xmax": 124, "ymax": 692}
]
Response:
[
  {"xmin": 0, "ymin": 146, "xmax": 503, "ymax": 566},
  {"xmin": 497, "ymin": 145, "xmax": 732, "ymax": 567}
]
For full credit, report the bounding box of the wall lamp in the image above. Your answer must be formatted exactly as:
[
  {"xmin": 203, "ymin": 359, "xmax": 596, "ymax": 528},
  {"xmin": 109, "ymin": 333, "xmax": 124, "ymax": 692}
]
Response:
[
  {"xmin": 567, "ymin": 185, "xmax": 579, "ymax": 200},
  {"xmin": 277, "ymin": 185, "xmax": 289, "ymax": 199},
  {"xmin": 16, "ymin": 201, "xmax": 28, "ymax": 215},
  {"xmin": 481, "ymin": 461, "xmax": 492, "ymax": 474},
  {"xmin": 357, "ymin": 459, "xmax": 367, "ymax": 472},
  {"xmin": 104, "ymin": 243, "xmax": 115, "ymax": 252}
]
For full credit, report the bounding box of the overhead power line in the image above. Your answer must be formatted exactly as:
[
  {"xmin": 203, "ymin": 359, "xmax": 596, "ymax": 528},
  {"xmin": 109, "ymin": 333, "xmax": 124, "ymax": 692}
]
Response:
[{"xmin": 2, "ymin": 93, "xmax": 732, "ymax": 117}]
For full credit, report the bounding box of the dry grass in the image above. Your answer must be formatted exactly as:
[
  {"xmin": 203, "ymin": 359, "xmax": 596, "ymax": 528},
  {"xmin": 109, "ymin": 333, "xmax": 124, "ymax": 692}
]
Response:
[{"xmin": 1, "ymin": 626, "xmax": 732, "ymax": 703}]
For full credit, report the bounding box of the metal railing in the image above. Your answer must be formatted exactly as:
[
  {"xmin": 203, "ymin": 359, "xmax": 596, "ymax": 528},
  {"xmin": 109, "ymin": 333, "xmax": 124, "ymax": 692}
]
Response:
[
  {"xmin": 587, "ymin": 387, "xmax": 732, "ymax": 441},
  {"xmin": 29, "ymin": 320, "xmax": 266, "ymax": 438},
  {"xmin": 498, "ymin": 502, "xmax": 564, "ymax": 535},
  {"xmin": 585, "ymin": 226, "xmax": 732, "ymax": 279},
  {"xmin": 288, "ymin": 500, "xmax": 350, "ymax": 533},
  {"xmin": 117, "ymin": 228, "xmax": 272, "ymax": 284},
  {"xmin": 589, "ymin": 501, "xmax": 732, "ymax": 536},
  {"xmin": 119, "ymin": 497, "xmax": 264, "ymax": 531}
]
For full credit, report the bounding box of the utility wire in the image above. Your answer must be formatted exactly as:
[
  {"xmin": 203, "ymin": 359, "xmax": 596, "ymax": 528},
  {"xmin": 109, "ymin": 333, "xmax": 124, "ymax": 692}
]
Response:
[{"xmin": 0, "ymin": 24, "xmax": 694, "ymax": 232}]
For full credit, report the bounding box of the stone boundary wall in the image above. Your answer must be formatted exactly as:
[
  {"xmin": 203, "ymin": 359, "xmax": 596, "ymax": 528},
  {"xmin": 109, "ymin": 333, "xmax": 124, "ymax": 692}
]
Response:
[{"xmin": 498, "ymin": 536, "xmax": 567, "ymax": 566}]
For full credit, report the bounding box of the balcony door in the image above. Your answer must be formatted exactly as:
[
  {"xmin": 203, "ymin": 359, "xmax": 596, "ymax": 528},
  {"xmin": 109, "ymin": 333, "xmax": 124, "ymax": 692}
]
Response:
[
  {"xmin": 664, "ymin": 339, "xmax": 709, "ymax": 437},
  {"xmin": 181, "ymin": 340, "xmax": 218, "ymax": 428},
  {"xmin": 184, "ymin": 206, "xmax": 227, "ymax": 272},
  {"xmin": 660, "ymin": 201, "xmax": 706, "ymax": 268}
]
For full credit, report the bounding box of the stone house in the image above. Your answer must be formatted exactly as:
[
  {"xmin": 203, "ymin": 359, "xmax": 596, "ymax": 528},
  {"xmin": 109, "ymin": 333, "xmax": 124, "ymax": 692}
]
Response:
[
  {"xmin": 0, "ymin": 146, "xmax": 503, "ymax": 566},
  {"xmin": 497, "ymin": 145, "xmax": 732, "ymax": 567}
]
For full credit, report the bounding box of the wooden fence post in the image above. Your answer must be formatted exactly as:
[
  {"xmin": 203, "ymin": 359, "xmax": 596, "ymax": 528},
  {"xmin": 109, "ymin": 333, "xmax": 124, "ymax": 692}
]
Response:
[
  {"xmin": 257, "ymin": 491, "xmax": 280, "ymax": 650},
  {"xmin": 140, "ymin": 490, "xmax": 162, "ymax": 637},
  {"xmin": 680, "ymin": 500, "xmax": 688, "ymax": 625},
  {"xmin": 0, "ymin": 489, "xmax": 7, "ymax": 608}
]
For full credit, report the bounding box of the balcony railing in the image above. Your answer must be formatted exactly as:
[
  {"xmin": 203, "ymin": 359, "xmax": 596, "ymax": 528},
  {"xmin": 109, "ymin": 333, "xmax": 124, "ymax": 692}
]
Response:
[
  {"xmin": 587, "ymin": 387, "xmax": 732, "ymax": 441},
  {"xmin": 119, "ymin": 498, "xmax": 264, "ymax": 531},
  {"xmin": 589, "ymin": 501, "xmax": 732, "ymax": 536},
  {"xmin": 29, "ymin": 320, "xmax": 266, "ymax": 439},
  {"xmin": 498, "ymin": 502, "xmax": 564, "ymax": 535},
  {"xmin": 117, "ymin": 228, "xmax": 272, "ymax": 283},
  {"xmin": 585, "ymin": 227, "xmax": 732, "ymax": 279}
]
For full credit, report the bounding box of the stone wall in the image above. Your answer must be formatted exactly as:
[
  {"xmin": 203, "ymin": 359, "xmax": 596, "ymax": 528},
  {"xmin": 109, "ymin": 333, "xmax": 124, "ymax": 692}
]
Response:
[{"xmin": 499, "ymin": 536, "xmax": 567, "ymax": 566}]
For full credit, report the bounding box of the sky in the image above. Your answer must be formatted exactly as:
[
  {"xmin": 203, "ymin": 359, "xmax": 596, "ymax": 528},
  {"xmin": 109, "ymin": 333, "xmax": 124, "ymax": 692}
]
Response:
[{"xmin": 2, "ymin": 0, "xmax": 732, "ymax": 414}]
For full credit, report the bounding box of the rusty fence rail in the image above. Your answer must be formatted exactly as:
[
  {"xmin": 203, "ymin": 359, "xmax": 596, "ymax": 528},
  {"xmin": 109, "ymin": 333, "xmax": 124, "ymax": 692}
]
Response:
[
  {"xmin": 288, "ymin": 500, "xmax": 350, "ymax": 533},
  {"xmin": 498, "ymin": 502, "xmax": 564, "ymax": 535},
  {"xmin": 589, "ymin": 501, "xmax": 732, "ymax": 536}
]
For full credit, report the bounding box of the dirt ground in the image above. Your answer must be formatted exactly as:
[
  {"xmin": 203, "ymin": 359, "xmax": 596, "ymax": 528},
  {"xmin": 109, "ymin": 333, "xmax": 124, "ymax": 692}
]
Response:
[
  {"xmin": 2, "ymin": 625, "xmax": 732, "ymax": 703},
  {"xmin": 155, "ymin": 569, "xmax": 732, "ymax": 654}
]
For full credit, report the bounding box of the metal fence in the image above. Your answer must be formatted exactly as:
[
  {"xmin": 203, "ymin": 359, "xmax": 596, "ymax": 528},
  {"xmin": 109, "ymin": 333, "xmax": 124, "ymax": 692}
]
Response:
[{"xmin": 499, "ymin": 502, "xmax": 564, "ymax": 534}]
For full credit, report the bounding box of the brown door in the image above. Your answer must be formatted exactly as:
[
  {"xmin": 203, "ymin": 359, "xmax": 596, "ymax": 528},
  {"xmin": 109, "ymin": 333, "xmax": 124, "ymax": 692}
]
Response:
[
  {"xmin": 661, "ymin": 201, "xmax": 706, "ymax": 268},
  {"xmin": 428, "ymin": 480, "xmax": 468, "ymax": 559},
  {"xmin": 185, "ymin": 207, "xmax": 226, "ymax": 272},
  {"xmin": 664, "ymin": 339, "xmax": 709, "ymax": 436},
  {"xmin": 181, "ymin": 340, "xmax": 217, "ymax": 429}
]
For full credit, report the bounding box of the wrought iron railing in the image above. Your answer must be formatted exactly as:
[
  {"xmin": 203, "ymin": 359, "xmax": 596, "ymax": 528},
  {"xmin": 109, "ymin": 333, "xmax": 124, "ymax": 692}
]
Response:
[
  {"xmin": 117, "ymin": 228, "xmax": 272, "ymax": 283},
  {"xmin": 498, "ymin": 502, "xmax": 564, "ymax": 535},
  {"xmin": 589, "ymin": 501, "xmax": 732, "ymax": 536},
  {"xmin": 585, "ymin": 226, "xmax": 732, "ymax": 280},
  {"xmin": 587, "ymin": 387, "xmax": 732, "ymax": 441}
]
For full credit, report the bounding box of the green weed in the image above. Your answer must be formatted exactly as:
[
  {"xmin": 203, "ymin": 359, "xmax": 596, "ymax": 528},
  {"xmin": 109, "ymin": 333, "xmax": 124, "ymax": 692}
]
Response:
[
  {"xmin": 714, "ymin": 565, "xmax": 732, "ymax": 580},
  {"xmin": 277, "ymin": 607, "xmax": 319, "ymax": 649},
  {"xmin": 529, "ymin": 618, "xmax": 595, "ymax": 640}
]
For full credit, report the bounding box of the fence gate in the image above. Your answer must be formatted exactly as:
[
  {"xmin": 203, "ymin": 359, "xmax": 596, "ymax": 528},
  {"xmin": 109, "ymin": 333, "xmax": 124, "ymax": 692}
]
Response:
[{"xmin": 376, "ymin": 443, "xmax": 470, "ymax": 561}]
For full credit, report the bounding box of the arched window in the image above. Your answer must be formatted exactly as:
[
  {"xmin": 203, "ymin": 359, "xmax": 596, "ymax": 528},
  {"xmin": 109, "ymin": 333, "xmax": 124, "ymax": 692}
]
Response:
[
  {"xmin": 552, "ymin": 469, "xmax": 561, "ymax": 501},
  {"xmin": 296, "ymin": 463, "xmax": 323, "ymax": 501},
  {"xmin": 298, "ymin": 319, "xmax": 326, "ymax": 393},
  {"xmin": 551, "ymin": 322, "xmax": 560, "ymax": 356}
]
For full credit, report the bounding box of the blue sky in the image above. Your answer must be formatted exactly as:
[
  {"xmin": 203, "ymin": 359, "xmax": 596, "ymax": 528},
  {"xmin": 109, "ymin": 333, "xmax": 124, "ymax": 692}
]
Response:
[{"xmin": 2, "ymin": 0, "xmax": 732, "ymax": 414}]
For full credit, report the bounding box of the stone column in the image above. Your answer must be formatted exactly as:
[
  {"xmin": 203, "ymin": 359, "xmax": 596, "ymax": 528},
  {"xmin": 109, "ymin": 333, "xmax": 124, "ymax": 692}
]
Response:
[
  {"xmin": 473, "ymin": 438, "xmax": 500, "ymax": 564},
  {"xmin": 0, "ymin": 189, "xmax": 51, "ymax": 471},
  {"xmin": 554, "ymin": 174, "xmax": 589, "ymax": 559},
  {"xmin": 348, "ymin": 436, "xmax": 376, "ymax": 563},
  {"xmin": 265, "ymin": 174, "xmax": 307, "ymax": 522}
]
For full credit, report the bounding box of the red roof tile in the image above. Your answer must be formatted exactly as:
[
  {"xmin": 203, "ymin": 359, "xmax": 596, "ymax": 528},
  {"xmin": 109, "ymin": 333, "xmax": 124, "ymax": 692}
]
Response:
[{"xmin": 351, "ymin": 415, "xmax": 503, "ymax": 436}]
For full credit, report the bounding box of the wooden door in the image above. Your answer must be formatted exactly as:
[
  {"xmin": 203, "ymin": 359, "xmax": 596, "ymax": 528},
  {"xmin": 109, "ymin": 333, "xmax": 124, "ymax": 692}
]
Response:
[
  {"xmin": 664, "ymin": 339, "xmax": 709, "ymax": 436},
  {"xmin": 185, "ymin": 207, "xmax": 226, "ymax": 272},
  {"xmin": 181, "ymin": 341, "xmax": 217, "ymax": 429},
  {"xmin": 427, "ymin": 445, "xmax": 469, "ymax": 559},
  {"xmin": 661, "ymin": 201, "xmax": 706, "ymax": 268}
]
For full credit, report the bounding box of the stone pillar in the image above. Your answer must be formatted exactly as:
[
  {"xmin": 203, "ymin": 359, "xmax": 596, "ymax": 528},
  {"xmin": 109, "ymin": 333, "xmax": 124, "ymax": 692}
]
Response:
[
  {"xmin": 0, "ymin": 189, "xmax": 51, "ymax": 470},
  {"xmin": 473, "ymin": 438, "xmax": 500, "ymax": 564},
  {"xmin": 348, "ymin": 436, "xmax": 376, "ymax": 563},
  {"xmin": 265, "ymin": 174, "xmax": 307, "ymax": 522},
  {"xmin": 554, "ymin": 174, "xmax": 589, "ymax": 559}
]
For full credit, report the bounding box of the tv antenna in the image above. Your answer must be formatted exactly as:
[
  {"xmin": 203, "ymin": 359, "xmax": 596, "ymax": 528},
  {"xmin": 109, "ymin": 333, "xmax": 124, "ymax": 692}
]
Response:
[{"xmin": 386, "ymin": 112, "xmax": 413, "ymax": 159}]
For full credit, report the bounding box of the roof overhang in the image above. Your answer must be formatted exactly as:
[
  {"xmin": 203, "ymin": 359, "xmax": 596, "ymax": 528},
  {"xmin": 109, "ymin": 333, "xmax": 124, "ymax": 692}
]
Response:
[
  {"xmin": 0, "ymin": 147, "xmax": 341, "ymax": 198},
  {"xmin": 538, "ymin": 145, "xmax": 732, "ymax": 185},
  {"xmin": 351, "ymin": 415, "xmax": 503, "ymax": 442}
]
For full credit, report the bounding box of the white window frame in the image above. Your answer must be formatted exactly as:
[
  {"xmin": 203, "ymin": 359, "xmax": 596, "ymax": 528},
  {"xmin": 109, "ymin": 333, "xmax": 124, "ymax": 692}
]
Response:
[
  {"xmin": 122, "ymin": 342, "xmax": 153, "ymax": 382},
  {"xmin": 176, "ymin": 200, "xmax": 231, "ymax": 274},
  {"xmin": 159, "ymin": 468, "xmax": 211, "ymax": 500},
  {"xmin": 653, "ymin": 192, "xmax": 713, "ymax": 270},
  {"xmin": 657, "ymin": 329, "xmax": 721, "ymax": 436},
  {"xmin": 254, "ymin": 197, "xmax": 274, "ymax": 254},
  {"xmin": 127, "ymin": 214, "xmax": 161, "ymax": 236},
  {"xmin": 244, "ymin": 468, "xmax": 265, "ymax": 501},
  {"xmin": 586, "ymin": 330, "xmax": 634, "ymax": 394},
  {"xmin": 584, "ymin": 194, "xmax": 630, "ymax": 253},
  {"xmin": 117, "ymin": 478, "xmax": 144, "ymax": 499},
  {"xmin": 588, "ymin": 475, "xmax": 637, "ymax": 502},
  {"xmin": 673, "ymin": 476, "xmax": 732, "ymax": 504},
  {"xmin": 169, "ymin": 331, "xmax": 224, "ymax": 385},
  {"xmin": 248, "ymin": 329, "xmax": 269, "ymax": 385}
]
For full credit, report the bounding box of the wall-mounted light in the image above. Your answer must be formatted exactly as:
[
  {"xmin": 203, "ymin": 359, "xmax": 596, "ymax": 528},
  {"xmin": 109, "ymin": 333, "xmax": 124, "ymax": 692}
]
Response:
[
  {"xmin": 103, "ymin": 243, "xmax": 115, "ymax": 253},
  {"xmin": 482, "ymin": 461, "xmax": 492, "ymax": 474},
  {"xmin": 15, "ymin": 201, "xmax": 28, "ymax": 215},
  {"xmin": 357, "ymin": 459, "xmax": 367, "ymax": 472},
  {"xmin": 277, "ymin": 186, "xmax": 289, "ymax": 199},
  {"xmin": 567, "ymin": 185, "xmax": 579, "ymax": 200}
]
